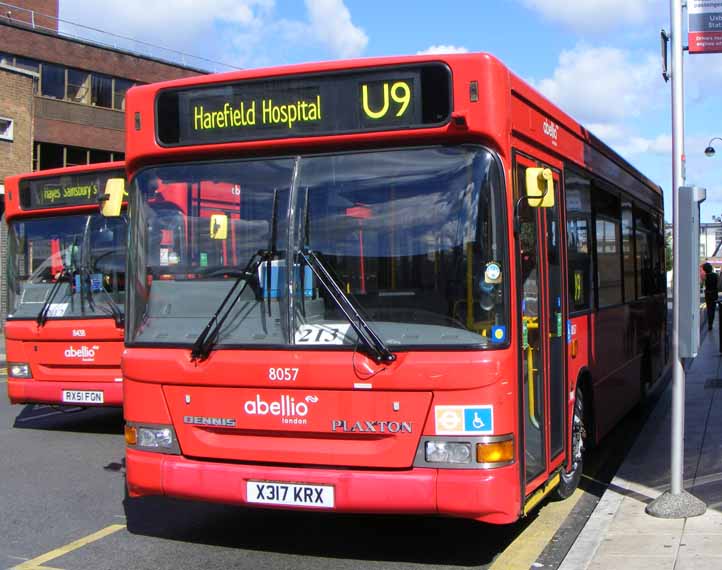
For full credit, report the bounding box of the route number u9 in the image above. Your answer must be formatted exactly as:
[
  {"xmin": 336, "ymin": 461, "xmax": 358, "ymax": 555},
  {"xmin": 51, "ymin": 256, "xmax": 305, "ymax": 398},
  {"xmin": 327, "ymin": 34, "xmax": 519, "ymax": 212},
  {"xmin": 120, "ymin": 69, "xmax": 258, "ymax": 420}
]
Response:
[
  {"xmin": 361, "ymin": 81, "xmax": 411, "ymax": 120},
  {"xmin": 268, "ymin": 367, "xmax": 299, "ymax": 381}
]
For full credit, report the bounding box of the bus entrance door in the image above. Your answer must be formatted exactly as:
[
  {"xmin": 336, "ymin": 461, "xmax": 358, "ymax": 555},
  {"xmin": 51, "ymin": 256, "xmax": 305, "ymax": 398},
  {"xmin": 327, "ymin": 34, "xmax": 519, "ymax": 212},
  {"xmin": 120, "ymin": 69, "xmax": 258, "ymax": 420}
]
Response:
[{"xmin": 514, "ymin": 154, "xmax": 567, "ymax": 498}]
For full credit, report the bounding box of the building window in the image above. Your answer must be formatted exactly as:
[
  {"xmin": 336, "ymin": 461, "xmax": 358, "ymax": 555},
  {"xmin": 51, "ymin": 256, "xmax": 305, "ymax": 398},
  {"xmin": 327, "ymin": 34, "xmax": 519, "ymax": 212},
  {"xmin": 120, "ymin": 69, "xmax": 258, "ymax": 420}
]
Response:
[
  {"xmin": 67, "ymin": 69, "xmax": 91, "ymax": 104},
  {"xmin": 113, "ymin": 78, "xmax": 134, "ymax": 111},
  {"xmin": 34, "ymin": 142, "xmax": 120, "ymax": 170},
  {"xmin": 90, "ymin": 149, "xmax": 111, "ymax": 163},
  {"xmin": 37, "ymin": 142, "xmax": 64, "ymax": 170},
  {"xmin": 40, "ymin": 62, "xmax": 65, "ymax": 99},
  {"xmin": 4, "ymin": 52, "xmax": 138, "ymax": 110},
  {"xmin": 0, "ymin": 117, "xmax": 13, "ymax": 141},
  {"xmin": 14, "ymin": 56, "xmax": 40, "ymax": 75},
  {"xmin": 65, "ymin": 146, "xmax": 88, "ymax": 167},
  {"xmin": 92, "ymin": 73, "xmax": 113, "ymax": 108}
]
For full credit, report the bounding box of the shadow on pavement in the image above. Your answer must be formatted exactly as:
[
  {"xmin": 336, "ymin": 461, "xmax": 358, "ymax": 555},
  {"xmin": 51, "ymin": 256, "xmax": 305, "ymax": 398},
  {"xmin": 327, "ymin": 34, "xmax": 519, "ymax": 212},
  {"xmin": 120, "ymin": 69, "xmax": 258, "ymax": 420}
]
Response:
[
  {"xmin": 13, "ymin": 403, "xmax": 124, "ymax": 435},
  {"xmin": 123, "ymin": 491, "xmax": 535, "ymax": 567},
  {"xmin": 577, "ymin": 369, "xmax": 671, "ymax": 502}
]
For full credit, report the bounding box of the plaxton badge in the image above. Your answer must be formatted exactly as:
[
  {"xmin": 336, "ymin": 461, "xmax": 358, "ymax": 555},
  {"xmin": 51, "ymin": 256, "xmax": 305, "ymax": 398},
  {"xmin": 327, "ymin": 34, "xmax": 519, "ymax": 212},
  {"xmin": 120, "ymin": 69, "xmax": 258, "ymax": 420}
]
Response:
[{"xmin": 331, "ymin": 420, "xmax": 412, "ymax": 433}]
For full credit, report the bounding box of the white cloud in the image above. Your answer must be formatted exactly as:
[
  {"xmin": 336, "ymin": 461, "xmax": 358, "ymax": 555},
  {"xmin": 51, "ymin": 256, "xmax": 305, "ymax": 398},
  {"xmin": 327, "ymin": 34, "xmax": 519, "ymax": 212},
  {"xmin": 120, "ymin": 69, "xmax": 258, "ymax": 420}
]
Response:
[
  {"xmin": 60, "ymin": 0, "xmax": 366, "ymax": 69},
  {"xmin": 581, "ymin": 122, "xmax": 670, "ymax": 157},
  {"xmin": 520, "ymin": 0, "xmax": 663, "ymax": 31},
  {"xmin": 531, "ymin": 44, "xmax": 660, "ymax": 124},
  {"xmin": 417, "ymin": 45, "xmax": 469, "ymax": 55},
  {"xmin": 305, "ymin": 0, "xmax": 367, "ymax": 58}
]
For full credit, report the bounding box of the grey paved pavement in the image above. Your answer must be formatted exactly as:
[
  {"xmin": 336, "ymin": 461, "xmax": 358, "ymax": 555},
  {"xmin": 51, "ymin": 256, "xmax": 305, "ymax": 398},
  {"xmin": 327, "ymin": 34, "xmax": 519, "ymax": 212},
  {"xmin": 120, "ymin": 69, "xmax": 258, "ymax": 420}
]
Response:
[{"xmin": 560, "ymin": 325, "xmax": 722, "ymax": 569}]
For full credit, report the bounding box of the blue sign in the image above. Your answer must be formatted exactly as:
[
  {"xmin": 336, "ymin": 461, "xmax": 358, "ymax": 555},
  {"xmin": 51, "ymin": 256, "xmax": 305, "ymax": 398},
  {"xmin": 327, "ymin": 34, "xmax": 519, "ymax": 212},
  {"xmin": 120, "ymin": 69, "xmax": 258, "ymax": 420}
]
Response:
[
  {"xmin": 463, "ymin": 406, "xmax": 493, "ymax": 434},
  {"xmin": 491, "ymin": 325, "xmax": 506, "ymax": 343}
]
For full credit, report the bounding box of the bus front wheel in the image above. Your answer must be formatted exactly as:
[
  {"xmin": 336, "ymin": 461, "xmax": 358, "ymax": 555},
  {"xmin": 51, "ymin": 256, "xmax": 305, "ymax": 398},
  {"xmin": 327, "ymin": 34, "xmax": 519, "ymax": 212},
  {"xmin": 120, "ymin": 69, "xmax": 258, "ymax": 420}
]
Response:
[{"xmin": 554, "ymin": 386, "xmax": 585, "ymax": 499}]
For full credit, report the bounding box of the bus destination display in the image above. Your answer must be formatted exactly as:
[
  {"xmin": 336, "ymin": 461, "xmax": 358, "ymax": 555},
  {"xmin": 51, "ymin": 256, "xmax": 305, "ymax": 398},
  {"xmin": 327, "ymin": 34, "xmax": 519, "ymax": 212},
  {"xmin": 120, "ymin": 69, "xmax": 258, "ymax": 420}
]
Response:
[
  {"xmin": 156, "ymin": 64, "xmax": 451, "ymax": 146},
  {"xmin": 19, "ymin": 170, "xmax": 124, "ymax": 210}
]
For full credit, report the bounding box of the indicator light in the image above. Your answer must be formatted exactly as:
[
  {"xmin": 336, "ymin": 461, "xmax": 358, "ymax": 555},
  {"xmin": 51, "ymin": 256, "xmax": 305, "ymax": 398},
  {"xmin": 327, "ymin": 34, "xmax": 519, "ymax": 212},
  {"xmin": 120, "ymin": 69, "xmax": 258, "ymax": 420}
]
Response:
[
  {"xmin": 124, "ymin": 425, "xmax": 137, "ymax": 445},
  {"xmin": 476, "ymin": 439, "xmax": 514, "ymax": 464}
]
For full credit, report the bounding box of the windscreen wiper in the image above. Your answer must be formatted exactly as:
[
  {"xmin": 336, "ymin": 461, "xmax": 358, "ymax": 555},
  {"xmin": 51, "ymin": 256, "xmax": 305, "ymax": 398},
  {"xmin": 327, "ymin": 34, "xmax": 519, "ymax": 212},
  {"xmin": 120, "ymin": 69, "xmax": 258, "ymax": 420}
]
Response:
[
  {"xmin": 78, "ymin": 215, "xmax": 124, "ymax": 327},
  {"xmin": 80, "ymin": 266, "xmax": 124, "ymax": 328},
  {"xmin": 191, "ymin": 189, "xmax": 281, "ymax": 360},
  {"xmin": 37, "ymin": 239, "xmax": 78, "ymax": 326},
  {"xmin": 298, "ymin": 248, "xmax": 396, "ymax": 364},
  {"xmin": 36, "ymin": 268, "xmax": 72, "ymax": 326},
  {"xmin": 190, "ymin": 250, "xmax": 267, "ymax": 361}
]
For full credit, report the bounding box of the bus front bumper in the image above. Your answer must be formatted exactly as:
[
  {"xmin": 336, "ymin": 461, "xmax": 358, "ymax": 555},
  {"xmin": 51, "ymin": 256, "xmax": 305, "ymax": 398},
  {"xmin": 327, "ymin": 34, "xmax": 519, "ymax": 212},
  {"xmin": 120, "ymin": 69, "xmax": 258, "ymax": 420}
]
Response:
[
  {"xmin": 126, "ymin": 448, "xmax": 520, "ymax": 524},
  {"xmin": 7, "ymin": 378, "xmax": 124, "ymax": 407}
]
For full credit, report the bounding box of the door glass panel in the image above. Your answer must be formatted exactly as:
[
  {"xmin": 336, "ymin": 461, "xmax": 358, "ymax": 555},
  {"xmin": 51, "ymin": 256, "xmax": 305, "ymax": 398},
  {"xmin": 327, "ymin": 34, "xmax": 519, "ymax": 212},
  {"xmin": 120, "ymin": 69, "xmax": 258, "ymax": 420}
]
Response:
[
  {"xmin": 517, "ymin": 164, "xmax": 545, "ymax": 483},
  {"xmin": 547, "ymin": 177, "xmax": 565, "ymax": 459}
]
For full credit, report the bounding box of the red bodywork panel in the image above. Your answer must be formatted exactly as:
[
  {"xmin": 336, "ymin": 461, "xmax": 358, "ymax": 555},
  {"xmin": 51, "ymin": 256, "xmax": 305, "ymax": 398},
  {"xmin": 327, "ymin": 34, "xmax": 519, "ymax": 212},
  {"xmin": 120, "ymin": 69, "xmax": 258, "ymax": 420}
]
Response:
[
  {"xmin": 123, "ymin": 347, "xmax": 520, "ymax": 521},
  {"xmin": 6, "ymin": 319, "xmax": 124, "ymax": 406}
]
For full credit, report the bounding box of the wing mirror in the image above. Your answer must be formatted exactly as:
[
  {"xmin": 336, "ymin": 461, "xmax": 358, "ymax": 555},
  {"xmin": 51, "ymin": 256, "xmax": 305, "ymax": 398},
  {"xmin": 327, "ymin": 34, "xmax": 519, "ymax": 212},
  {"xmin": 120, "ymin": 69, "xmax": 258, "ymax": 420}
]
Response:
[
  {"xmin": 525, "ymin": 168, "xmax": 555, "ymax": 208},
  {"xmin": 99, "ymin": 178, "xmax": 125, "ymax": 217}
]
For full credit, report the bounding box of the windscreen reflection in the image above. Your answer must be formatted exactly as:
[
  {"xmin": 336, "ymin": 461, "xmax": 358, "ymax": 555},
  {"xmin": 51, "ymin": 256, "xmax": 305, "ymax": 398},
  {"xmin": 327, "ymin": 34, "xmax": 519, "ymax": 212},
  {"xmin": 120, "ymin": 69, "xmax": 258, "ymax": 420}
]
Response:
[
  {"xmin": 128, "ymin": 147, "xmax": 507, "ymax": 350},
  {"xmin": 8, "ymin": 213, "xmax": 128, "ymax": 321}
]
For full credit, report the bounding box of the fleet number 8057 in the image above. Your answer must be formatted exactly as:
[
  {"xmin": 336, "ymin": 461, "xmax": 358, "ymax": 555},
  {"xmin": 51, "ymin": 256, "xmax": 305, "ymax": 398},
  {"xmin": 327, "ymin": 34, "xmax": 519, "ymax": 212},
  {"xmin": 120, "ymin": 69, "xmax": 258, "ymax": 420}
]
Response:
[{"xmin": 268, "ymin": 367, "xmax": 299, "ymax": 381}]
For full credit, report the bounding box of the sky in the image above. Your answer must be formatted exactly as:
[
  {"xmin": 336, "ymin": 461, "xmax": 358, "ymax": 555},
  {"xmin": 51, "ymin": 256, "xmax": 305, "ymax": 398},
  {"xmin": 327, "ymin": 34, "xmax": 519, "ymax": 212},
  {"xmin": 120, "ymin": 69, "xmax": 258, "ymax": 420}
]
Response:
[{"xmin": 58, "ymin": 0, "xmax": 722, "ymax": 222}]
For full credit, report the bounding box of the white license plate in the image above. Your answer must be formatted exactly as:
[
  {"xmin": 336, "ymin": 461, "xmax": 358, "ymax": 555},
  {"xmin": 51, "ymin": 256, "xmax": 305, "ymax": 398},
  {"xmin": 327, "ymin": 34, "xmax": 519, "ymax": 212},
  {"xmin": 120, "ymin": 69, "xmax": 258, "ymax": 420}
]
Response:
[
  {"xmin": 247, "ymin": 481, "xmax": 334, "ymax": 509},
  {"xmin": 61, "ymin": 390, "xmax": 104, "ymax": 404}
]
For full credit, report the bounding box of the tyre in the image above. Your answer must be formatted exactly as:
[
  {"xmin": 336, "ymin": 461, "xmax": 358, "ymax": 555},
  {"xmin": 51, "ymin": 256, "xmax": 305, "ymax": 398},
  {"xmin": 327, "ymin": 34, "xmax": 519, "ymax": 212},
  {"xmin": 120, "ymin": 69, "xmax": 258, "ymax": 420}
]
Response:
[{"xmin": 554, "ymin": 386, "xmax": 585, "ymax": 499}]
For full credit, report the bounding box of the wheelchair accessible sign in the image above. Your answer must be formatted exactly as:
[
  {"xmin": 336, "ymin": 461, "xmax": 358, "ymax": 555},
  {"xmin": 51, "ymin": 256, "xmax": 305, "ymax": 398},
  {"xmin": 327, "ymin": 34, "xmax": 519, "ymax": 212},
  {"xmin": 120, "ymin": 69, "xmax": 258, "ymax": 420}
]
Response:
[{"xmin": 434, "ymin": 405, "xmax": 494, "ymax": 435}]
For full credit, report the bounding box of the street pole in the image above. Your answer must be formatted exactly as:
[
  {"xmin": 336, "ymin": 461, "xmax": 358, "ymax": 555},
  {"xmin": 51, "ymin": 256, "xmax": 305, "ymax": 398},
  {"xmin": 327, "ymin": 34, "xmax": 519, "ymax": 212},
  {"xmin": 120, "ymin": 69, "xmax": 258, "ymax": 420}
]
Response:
[
  {"xmin": 647, "ymin": 0, "xmax": 706, "ymax": 518},
  {"xmin": 670, "ymin": 0, "xmax": 685, "ymax": 498}
]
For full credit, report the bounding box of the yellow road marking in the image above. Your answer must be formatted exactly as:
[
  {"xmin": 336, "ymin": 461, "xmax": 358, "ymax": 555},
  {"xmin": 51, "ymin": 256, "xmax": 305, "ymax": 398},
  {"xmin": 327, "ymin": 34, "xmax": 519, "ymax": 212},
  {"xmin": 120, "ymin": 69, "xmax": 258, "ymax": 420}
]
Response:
[
  {"xmin": 489, "ymin": 488, "xmax": 584, "ymax": 570},
  {"xmin": 11, "ymin": 524, "xmax": 125, "ymax": 570}
]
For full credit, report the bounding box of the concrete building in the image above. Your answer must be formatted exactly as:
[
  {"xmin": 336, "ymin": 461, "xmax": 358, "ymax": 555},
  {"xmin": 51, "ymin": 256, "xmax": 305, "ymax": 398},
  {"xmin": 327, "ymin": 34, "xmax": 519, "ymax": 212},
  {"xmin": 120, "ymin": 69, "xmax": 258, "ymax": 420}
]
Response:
[
  {"xmin": 0, "ymin": 0, "xmax": 205, "ymax": 193},
  {"xmin": 0, "ymin": 0, "xmax": 229, "ymax": 322}
]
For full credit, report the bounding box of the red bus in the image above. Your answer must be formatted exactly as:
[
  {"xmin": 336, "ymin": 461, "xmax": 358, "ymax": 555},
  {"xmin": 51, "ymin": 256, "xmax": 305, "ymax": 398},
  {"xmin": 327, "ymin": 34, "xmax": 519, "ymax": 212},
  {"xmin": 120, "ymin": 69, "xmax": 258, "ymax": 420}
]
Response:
[
  {"xmin": 5, "ymin": 163, "xmax": 128, "ymax": 407},
  {"xmin": 119, "ymin": 53, "xmax": 666, "ymax": 524}
]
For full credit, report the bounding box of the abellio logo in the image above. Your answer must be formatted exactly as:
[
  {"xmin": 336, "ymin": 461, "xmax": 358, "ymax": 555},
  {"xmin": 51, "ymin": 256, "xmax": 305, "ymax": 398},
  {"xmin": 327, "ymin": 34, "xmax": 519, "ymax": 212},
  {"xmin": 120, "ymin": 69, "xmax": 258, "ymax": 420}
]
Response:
[
  {"xmin": 244, "ymin": 394, "xmax": 319, "ymax": 425},
  {"xmin": 64, "ymin": 345, "xmax": 99, "ymax": 361},
  {"xmin": 543, "ymin": 119, "xmax": 559, "ymax": 142}
]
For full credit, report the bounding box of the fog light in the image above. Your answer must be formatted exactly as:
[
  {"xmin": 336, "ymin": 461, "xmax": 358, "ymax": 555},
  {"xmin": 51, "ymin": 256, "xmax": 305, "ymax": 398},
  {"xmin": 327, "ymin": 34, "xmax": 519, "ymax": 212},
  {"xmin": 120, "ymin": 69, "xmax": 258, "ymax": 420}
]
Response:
[
  {"xmin": 8, "ymin": 363, "xmax": 31, "ymax": 379},
  {"xmin": 137, "ymin": 427, "xmax": 174, "ymax": 448},
  {"xmin": 425, "ymin": 441, "xmax": 472, "ymax": 464},
  {"xmin": 476, "ymin": 439, "xmax": 514, "ymax": 464}
]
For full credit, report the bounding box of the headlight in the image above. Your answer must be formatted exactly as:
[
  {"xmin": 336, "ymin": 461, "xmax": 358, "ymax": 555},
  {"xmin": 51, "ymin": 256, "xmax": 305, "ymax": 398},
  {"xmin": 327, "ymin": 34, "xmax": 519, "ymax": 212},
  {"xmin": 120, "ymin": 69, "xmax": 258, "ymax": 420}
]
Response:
[
  {"xmin": 415, "ymin": 435, "xmax": 514, "ymax": 469},
  {"xmin": 425, "ymin": 441, "xmax": 472, "ymax": 464},
  {"xmin": 125, "ymin": 422, "xmax": 180, "ymax": 454},
  {"xmin": 8, "ymin": 363, "xmax": 31, "ymax": 379}
]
